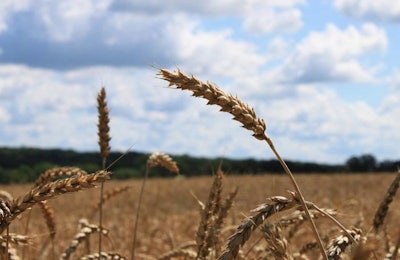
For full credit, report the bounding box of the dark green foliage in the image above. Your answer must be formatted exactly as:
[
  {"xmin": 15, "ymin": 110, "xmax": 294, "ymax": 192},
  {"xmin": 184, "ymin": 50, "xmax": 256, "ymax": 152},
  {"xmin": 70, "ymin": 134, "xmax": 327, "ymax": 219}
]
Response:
[{"xmin": 0, "ymin": 147, "xmax": 398, "ymax": 184}]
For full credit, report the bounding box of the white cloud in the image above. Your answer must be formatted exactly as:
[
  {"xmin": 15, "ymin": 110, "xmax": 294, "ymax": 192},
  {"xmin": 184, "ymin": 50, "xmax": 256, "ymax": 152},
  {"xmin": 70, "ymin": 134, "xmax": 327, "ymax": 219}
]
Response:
[
  {"xmin": 36, "ymin": 0, "xmax": 111, "ymax": 42},
  {"xmin": 111, "ymin": 0, "xmax": 305, "ymax": 34},
  {"xmin": 242, "ymin": 6, "xmax": 303, "ymax": 34},
  {"xmin": 334, "ymin": 0, "xmax": 400, "ymax": 22},
  {"xmin": 166, "ymin": 15, "xmax": 266, "ymax": 80},
  {"xmin": 271, "ymin": 23, "xmax": 387, "ymax": 83}
]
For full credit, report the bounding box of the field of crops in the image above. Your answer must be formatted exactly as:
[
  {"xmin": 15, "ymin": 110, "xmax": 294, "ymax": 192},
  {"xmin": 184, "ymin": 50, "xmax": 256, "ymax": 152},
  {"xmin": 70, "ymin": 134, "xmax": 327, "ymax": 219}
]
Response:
[{"xmin": 1, "ymin": 172, "xmax": 399, "ymax": 259}]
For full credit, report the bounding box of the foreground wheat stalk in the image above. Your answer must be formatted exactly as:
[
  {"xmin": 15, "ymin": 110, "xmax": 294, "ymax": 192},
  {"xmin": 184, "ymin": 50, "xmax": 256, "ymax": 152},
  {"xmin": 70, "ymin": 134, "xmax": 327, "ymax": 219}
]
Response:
[{"xmin": 159, "ymin": 68, "xmax": 328, "ymax": 259}]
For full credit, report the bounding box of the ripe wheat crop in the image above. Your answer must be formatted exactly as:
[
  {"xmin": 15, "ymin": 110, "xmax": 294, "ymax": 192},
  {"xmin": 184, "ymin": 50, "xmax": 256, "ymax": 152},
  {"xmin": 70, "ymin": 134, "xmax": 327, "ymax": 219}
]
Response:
[{"xmin": 0, "ymin": 69, "xmax": 398, "ymax": 260}]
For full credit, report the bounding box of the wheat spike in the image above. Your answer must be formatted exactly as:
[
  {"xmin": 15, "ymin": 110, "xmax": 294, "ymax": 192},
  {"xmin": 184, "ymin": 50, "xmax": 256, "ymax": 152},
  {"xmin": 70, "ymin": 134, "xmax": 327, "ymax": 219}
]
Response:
[
  {"xmin": 147, "ymin": 152, "xmax": 179, "ymax": 174},
  {"xmin": 81, "ymin": 252, "xmax": 127, "ymax": 260},
  {"xmin": 159, "ymin": 69, "xmax": 266, "ymax": 140},
  {"xmin": 34, "ymin": 167, "xmax": 88, "ymax": 187},
  {"xmin": 326, "ymin": 228, "xmax": 362, "ymax": 260},
  {"xmin": 0, "ymin": 171, "xmax": 110, "ymax": 234},
  {"xmin": 38, "ymin": 200, "xmax": 56, "ymax": 239},
  {"xmin": 372, "ymin": 171, "xmax": 400, "ymax": 231},
  {"xmin": 261, "ymin": 224, "xmax": 291, "ymax": 260},
  {"xmin": 219, "ymin": 194, "xmax": 298, "ymax": 260},
  {"xmin": 196, "ymin": 167, "xmax": 224, "ymax": 259},
  {"xmin": 0, "ymin": 241, "xmax": 19, "ymax": 260},
  {"xmin": 61, "ymin": 224, "xmax": 110, "ymax": 260},
  {"xmin": 97, "ymin": 87, "xmax": 111, "ymax": 167}
]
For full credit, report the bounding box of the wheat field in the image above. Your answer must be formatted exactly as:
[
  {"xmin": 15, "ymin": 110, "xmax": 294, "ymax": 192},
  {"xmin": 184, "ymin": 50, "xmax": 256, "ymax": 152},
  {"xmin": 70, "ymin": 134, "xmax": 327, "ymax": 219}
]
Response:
[
  {"xmin": 0, "ymin": 173, "xmax": 399, "ymax": 259},
  {"xmin": 0, "ymin": 69, "xmax": 399, "ymax": 259}
]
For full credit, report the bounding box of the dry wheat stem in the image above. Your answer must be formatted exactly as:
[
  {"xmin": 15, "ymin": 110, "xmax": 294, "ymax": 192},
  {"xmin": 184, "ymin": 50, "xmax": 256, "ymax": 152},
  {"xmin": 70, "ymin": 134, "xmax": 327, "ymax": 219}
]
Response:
[
  {"xmin": 159, "ymin": 68, "xmax": 327, "ymax": 259},
  {"xmin": 90, "ymin": 185, "xmax": 132, "ymax": 219},
  {"xmin": 0, "ymin": 171, "xmax": 110, "ymax": 234}
]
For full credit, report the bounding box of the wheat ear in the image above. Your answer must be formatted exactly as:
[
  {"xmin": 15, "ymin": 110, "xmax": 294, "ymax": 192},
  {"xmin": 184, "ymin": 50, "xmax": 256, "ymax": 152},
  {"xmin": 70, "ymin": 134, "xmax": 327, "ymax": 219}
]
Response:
[
  {"xmin": 372, "ymin": 170, "xmax": 400, "ymax": 231},
  {"xmin": 219, "ymin": 194, "xmax": 298, "ymax": 260},
  {"xmin": 61, "ymin": 224, "xmax": 110, "ymax": 260},
  {"xmin": 0, "ymin": 171, "xmax": 110, "ymax": 234},
  {"xmin": 34, "ymin": 167, "xmax": 88, "ymax": 187},
  {"xmin": 261, "ymin": 224, "xmax": 291, "ymax": 260},
  {"xmin": 326, "ymin": 228, "xmax": 362, "ymax": 260},
  {"xmin": 97, "ymin": 87, "xmax": 111, "ymax": 257},
  {"xmin": 159, "ymin": 68, "xmax": 327, "ymax": 258},
  {"xmin": 81, "ymin": 252, "xmax": 127, "ymax": 260},
  {"xmin": 196, "ymin": 166, "xmax": 223, "ymax": 259}
]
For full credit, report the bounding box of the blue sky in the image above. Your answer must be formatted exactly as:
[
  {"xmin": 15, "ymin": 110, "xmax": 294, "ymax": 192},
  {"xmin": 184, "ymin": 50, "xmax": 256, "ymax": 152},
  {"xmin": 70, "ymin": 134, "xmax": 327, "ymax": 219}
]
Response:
[{"xmin": 1, "ymin": 0, "xmax": 400, "ymax": 164}]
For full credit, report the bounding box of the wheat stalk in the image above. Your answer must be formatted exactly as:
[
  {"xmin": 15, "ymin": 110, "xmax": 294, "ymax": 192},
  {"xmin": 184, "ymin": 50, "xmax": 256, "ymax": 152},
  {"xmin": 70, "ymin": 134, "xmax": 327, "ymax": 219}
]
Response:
[
  {"xmin": 97, "ymin": 87, "xmax": 112, "ymax": 257},
  {"xmin": 90, "ymin": 185, "xmax": 132, "ymax": 219},
  {"xmin": 131, "ymin": 152, "xmax": 179, "ymax": 260},
  {"xmin": 159, "ymin": 68, "xmax": 327, "ymax": 258}
]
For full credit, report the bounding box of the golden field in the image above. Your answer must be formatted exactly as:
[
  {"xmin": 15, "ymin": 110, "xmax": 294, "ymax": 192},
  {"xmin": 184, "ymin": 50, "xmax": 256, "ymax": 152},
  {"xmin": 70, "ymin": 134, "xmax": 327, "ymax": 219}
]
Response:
[{"xmin": 1, "ymin": 172, "xmax": 399, "ymax": 259}]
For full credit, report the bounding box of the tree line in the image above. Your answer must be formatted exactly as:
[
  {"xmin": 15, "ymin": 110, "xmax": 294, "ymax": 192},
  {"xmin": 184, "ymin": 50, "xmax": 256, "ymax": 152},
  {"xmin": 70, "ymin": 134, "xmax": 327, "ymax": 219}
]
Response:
[{"xmin": 0, "ymin": 147, "xmax": 398, "ymax": 184}]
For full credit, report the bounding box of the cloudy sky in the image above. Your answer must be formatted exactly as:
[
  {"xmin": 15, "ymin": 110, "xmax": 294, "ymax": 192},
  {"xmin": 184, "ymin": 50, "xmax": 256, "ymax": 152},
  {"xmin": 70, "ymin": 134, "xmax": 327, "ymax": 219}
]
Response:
[{"xmin": 1, "ymin": 0, "xmax": 400, "ymax": 164}]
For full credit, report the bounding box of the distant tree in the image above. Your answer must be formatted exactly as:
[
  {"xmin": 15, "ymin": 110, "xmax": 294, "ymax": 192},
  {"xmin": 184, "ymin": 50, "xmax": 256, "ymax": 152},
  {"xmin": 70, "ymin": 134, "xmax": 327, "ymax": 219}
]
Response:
[{"xmin": 346, "ymin": 154, "xmax": 377, "ymax": 172}]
